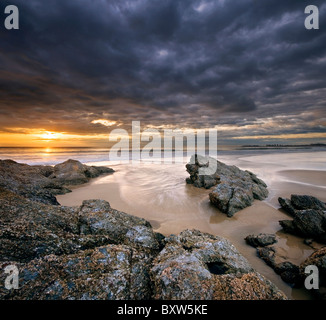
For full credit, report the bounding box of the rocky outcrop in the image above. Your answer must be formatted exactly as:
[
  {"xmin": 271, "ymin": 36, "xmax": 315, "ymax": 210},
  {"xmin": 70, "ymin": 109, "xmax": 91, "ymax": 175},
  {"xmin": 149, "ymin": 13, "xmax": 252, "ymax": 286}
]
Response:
[
  {"xmin": 186, "ymin": 155, "xmax": 268, "ymax": 217},
  {"xmin": 256, "ymin": 243, "xmax": 326, "ymax": 298},
  {"xmin": 186, "ymin": 155, "xmax": 220, "ymax": 189},
  {"xmin": 245, "ymin": 233, "xmax": 303, "ymax": 287},
  {"xmin": 0, "ymin": 158, "xmax": 287, "ymax": 300},
  {"xmin": 0, "ymin": 188, "xmax": 160, "ymax": 300},
  {"xmin": 256, "ymin": 246, "xmax": 302, "ymax": 286},
  {"xmin": 0, "ymin": 189, "xmax": 160, "ymax": 264},
  {"xmin": 0, "ymin": 159, "xmax": 114, "ymax": 205},
  {"xmin": 49, "ymin": 159, "xmax": 114, "ymax": 186},
  {"xmin": 0, "ymin": 187, "xmax": 287, "ymax": 300},
  {"xmin": 278, "ymin": 195, "xmax": 326, "ymax": 243},
  {"xmin": 245, "ymin": 233, "xmax": 278, "ymax": 248},
  {"xmin": 150, "ymin": 230, "xmax": 287, "ymax": 300},
  {"xmin": 0, "ymin": 244, "xmax": 153, "ymax": 300}
]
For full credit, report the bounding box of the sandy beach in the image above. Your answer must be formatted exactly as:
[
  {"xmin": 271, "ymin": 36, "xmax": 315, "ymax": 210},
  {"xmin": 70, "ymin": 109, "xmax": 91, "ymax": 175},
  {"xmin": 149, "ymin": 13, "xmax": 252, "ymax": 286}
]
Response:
[{"xmin": 57, "ymin": 151, "xmax": 326, "ymax": 300}]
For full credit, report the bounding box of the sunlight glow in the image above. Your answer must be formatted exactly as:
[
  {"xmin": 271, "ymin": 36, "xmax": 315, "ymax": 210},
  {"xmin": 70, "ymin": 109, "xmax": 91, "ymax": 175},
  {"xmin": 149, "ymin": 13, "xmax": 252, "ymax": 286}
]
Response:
[
  {"xmin": 40, "ymin": 131, "xmax": 61, "ymax": 140},
  {"xmin": 91, "ymin": 119, "xmax": 117, "ymax": 127}
]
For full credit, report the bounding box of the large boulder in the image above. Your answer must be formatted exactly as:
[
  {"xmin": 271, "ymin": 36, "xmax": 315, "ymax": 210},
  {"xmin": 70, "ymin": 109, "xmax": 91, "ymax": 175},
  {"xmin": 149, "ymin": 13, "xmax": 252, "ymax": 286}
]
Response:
[
  {"xmin": 0, "ymin": 244, "xmax": 153, "ymax": 300},
  {"xmin": 150, "ymin": 229, "xmax": 287, "ymax": 300},
  {"xmin": 186, "ymin": 155, "xmax": 268, "ymax": 217},
  {"xmin": 78, "ymin": 199, "xmax": 160, "ymax": 251},
  {"xmin": 279, "ymin": 195, "xmax": 326, "ymax": 243},
  {"xmin": 0, "ymin": 159, "xmax": 114, "ymax": 205},
  {"xmin": 49, "ymin": 159, "xmax": 114, "ymax": 186},
  {"xmin": 0, "ymin": 189, "xmax": 160, "ymax": 264}
]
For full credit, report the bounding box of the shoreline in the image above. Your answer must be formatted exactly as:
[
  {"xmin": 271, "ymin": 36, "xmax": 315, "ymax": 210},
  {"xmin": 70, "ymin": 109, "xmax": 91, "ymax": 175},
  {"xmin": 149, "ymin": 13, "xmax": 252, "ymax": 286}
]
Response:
[
  {"xmin": 57, "ymin": 166, "xmax": 326, "ymax": 300},
  {"xmin": 1, "ymin": 155, "xmax": 325, "ymax": 300}
]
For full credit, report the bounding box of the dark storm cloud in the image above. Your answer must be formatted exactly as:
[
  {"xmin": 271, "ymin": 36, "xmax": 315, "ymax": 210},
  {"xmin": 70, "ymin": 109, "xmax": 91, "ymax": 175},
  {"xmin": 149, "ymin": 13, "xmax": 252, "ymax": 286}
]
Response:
[{"xmin": 0, "ymin": 0, "xmax": 325, "ymax": 136}]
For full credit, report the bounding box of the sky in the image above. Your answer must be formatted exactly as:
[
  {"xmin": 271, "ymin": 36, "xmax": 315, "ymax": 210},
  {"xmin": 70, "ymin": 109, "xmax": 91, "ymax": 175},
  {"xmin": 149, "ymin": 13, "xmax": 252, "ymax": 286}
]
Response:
[{"xmin": 0, "ymin": 0, "xmax": 326, "ymax": 147}]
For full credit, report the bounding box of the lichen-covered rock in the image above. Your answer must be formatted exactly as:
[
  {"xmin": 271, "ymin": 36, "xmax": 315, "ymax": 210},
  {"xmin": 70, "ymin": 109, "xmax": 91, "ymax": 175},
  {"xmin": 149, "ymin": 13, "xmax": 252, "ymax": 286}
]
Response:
[
  {"xmin": 0, "ymin": 190, "xmax": 159, "ymax": 264},
  {"xmin": 186, "ymin": 155, "xmax": 268, "ymax": 217},
  {"xmin": 78, "ymin": 199, "xmax": 160, "ymax": 251},
  {"xmin": 279, "ymin": 195, "xmax": 326, "ymax": 243},
  {"xmin": 0, "ymin": 159, "xmax": 114, "ymax": 205},
  {"xmin": 211, "ymin": 272, "xmax": 287, "ymax": 300},
  {"xmin": 151, "ymin": 229, "xmax": 287, "ymax": 300},
  {"xmin": 0, "ymin": 244, "xmax": 153, "ymax": 300},
  {"xmin": 245, "ymin": 234, "xmax": 278, "ymax": 248}
]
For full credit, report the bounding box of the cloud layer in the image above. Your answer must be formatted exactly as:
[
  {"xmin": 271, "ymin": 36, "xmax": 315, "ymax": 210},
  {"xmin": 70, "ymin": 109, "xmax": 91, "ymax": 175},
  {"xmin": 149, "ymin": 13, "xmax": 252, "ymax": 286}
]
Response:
[{"xmin": 0, "ymin": 0, "xmax": 325, "ymax": 143}]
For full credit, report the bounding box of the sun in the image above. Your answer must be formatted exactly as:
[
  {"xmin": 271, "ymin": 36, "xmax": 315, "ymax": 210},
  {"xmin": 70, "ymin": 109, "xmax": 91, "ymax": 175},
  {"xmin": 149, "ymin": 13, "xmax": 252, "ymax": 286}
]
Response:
[{"xmin": 40, "ymin": 131, "xmax": 60, "ymax": 140}]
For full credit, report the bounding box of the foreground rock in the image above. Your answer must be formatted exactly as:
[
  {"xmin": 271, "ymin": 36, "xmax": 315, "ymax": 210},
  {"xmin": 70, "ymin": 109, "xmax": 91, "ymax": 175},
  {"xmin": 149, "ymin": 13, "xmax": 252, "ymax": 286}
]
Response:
[
  {"xmin": 0, "ymin": 159, "xmax": 114, "ymax": 205},
  {"xmin": 0, "ymin": 188, "xmax": 160, "ymax": 300},
  {"xmin": 0, "ymin": 157, "xmax": 287, "ymax": 300},
  {"xmin": 0, "ymin": 189, "xmax": 160, "ymax": 264},
  {"xmin": 0, "ymin": 187, "xmax": 287, "ymax": 300},
  {"xmin": 279, "ymin": 195, "xmax": 326, "ymax": 243},
  {"xmin": 245, "ymin": 234, "xmax": 278, "ymax": 248},
  {"xmin": 186, "ymin": 155, "xmax": 268, "ymax": 217},
  {"xmin": 151, "ymin": 230, "xmax": 287, "ymax": 300},
  {"xmin": 0, "ymin": 244, "xmax": 153, "ymax": 300}
]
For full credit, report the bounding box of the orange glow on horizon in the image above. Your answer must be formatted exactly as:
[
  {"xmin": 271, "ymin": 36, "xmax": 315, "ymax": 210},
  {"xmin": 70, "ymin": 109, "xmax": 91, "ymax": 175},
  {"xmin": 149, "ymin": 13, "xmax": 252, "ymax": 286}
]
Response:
[
  {"xmin": 0, "ymin": 126, "xmax": 325, "ymax": 148},
  {"xmin": 0, "ymin": 128, "xmax": 111, "ymax": 147},
  {"xmin": 39, "ymin": 131, "xmax": 61, "ymax": 141}
]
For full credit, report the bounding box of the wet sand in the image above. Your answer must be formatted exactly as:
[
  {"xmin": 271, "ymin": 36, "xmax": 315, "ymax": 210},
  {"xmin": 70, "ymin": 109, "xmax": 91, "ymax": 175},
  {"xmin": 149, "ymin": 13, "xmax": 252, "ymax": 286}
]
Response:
[{"xmin": 57, "ymin": 158, "xmax": 326, "ymax": 300}]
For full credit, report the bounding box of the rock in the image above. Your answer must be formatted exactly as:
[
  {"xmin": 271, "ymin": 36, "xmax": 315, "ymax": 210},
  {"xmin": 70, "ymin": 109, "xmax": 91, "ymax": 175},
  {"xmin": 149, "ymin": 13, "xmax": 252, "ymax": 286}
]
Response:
[
  {"xmin": 0, "ymin": 159, "xmax": 114, "ymax": 205},
  {"xmin": 245, "ymin": 233, "xmax": 278, "ymax": 248},
  {"xmin": 0, "ymin": 159, "xmax": 287, "ymax": 300},
  {"xmin": 50, "ymin": 159, "xmax": 114, "ymax": 186},
  {"xmin": 210, "ymin": 272, "xmax": 287, "ymax": 300},
  {"xmin": 274, "ymin": 262, "xmax": 301, "ymax": 285},
  {"xmin": 278, "ymin": 195, "xmax": 326, "ymax": 243},
  {"xmin": 78, "ymin": 199, "xmax": 160, "ymax": 251},
  {"xmin": 257, "ymin": 246, "xmax": 302, "ymax": 286},
  {"xmin": 0, "ymin": 189, "xmax": 159, "ymax": 263},
  {"xmin": 291, "ymin": 195, "xmax": 326, "ymax": 211},
  {"xmin": 300, "ymin": 247, "xmax": 326, "ymax": 299},
  {"xmin": 257, "ymin": 246, "xmax": 277, "ymax": 269},
  {"xmin": 151, "ymin": 229, "xmax": 287, "ymax": 300},
  {"xmin": 186, "ymin": 155, "xmax": 220, "ymax": 189},
  {"xmin": 278, "ymin": 197, "xmax": 297, "ymax": 216},
  {"xmin": 186, "ymin": 155, "xmax": 268, "ymax": 217},
  {"xmin": 0, "ymin": 244, "xmax": 153, "ymax": 300}
]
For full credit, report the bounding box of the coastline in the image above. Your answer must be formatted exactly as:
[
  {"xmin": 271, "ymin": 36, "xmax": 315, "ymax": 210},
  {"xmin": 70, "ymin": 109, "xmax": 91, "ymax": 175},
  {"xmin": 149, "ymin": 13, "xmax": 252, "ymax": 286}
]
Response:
[
  {"xmin": 1, "ymin": 150, "xmax": 325, "ymax": 300},
  {"xmin": 57, "ymin": 162, "xmax": 326, "ymax": 300}
]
